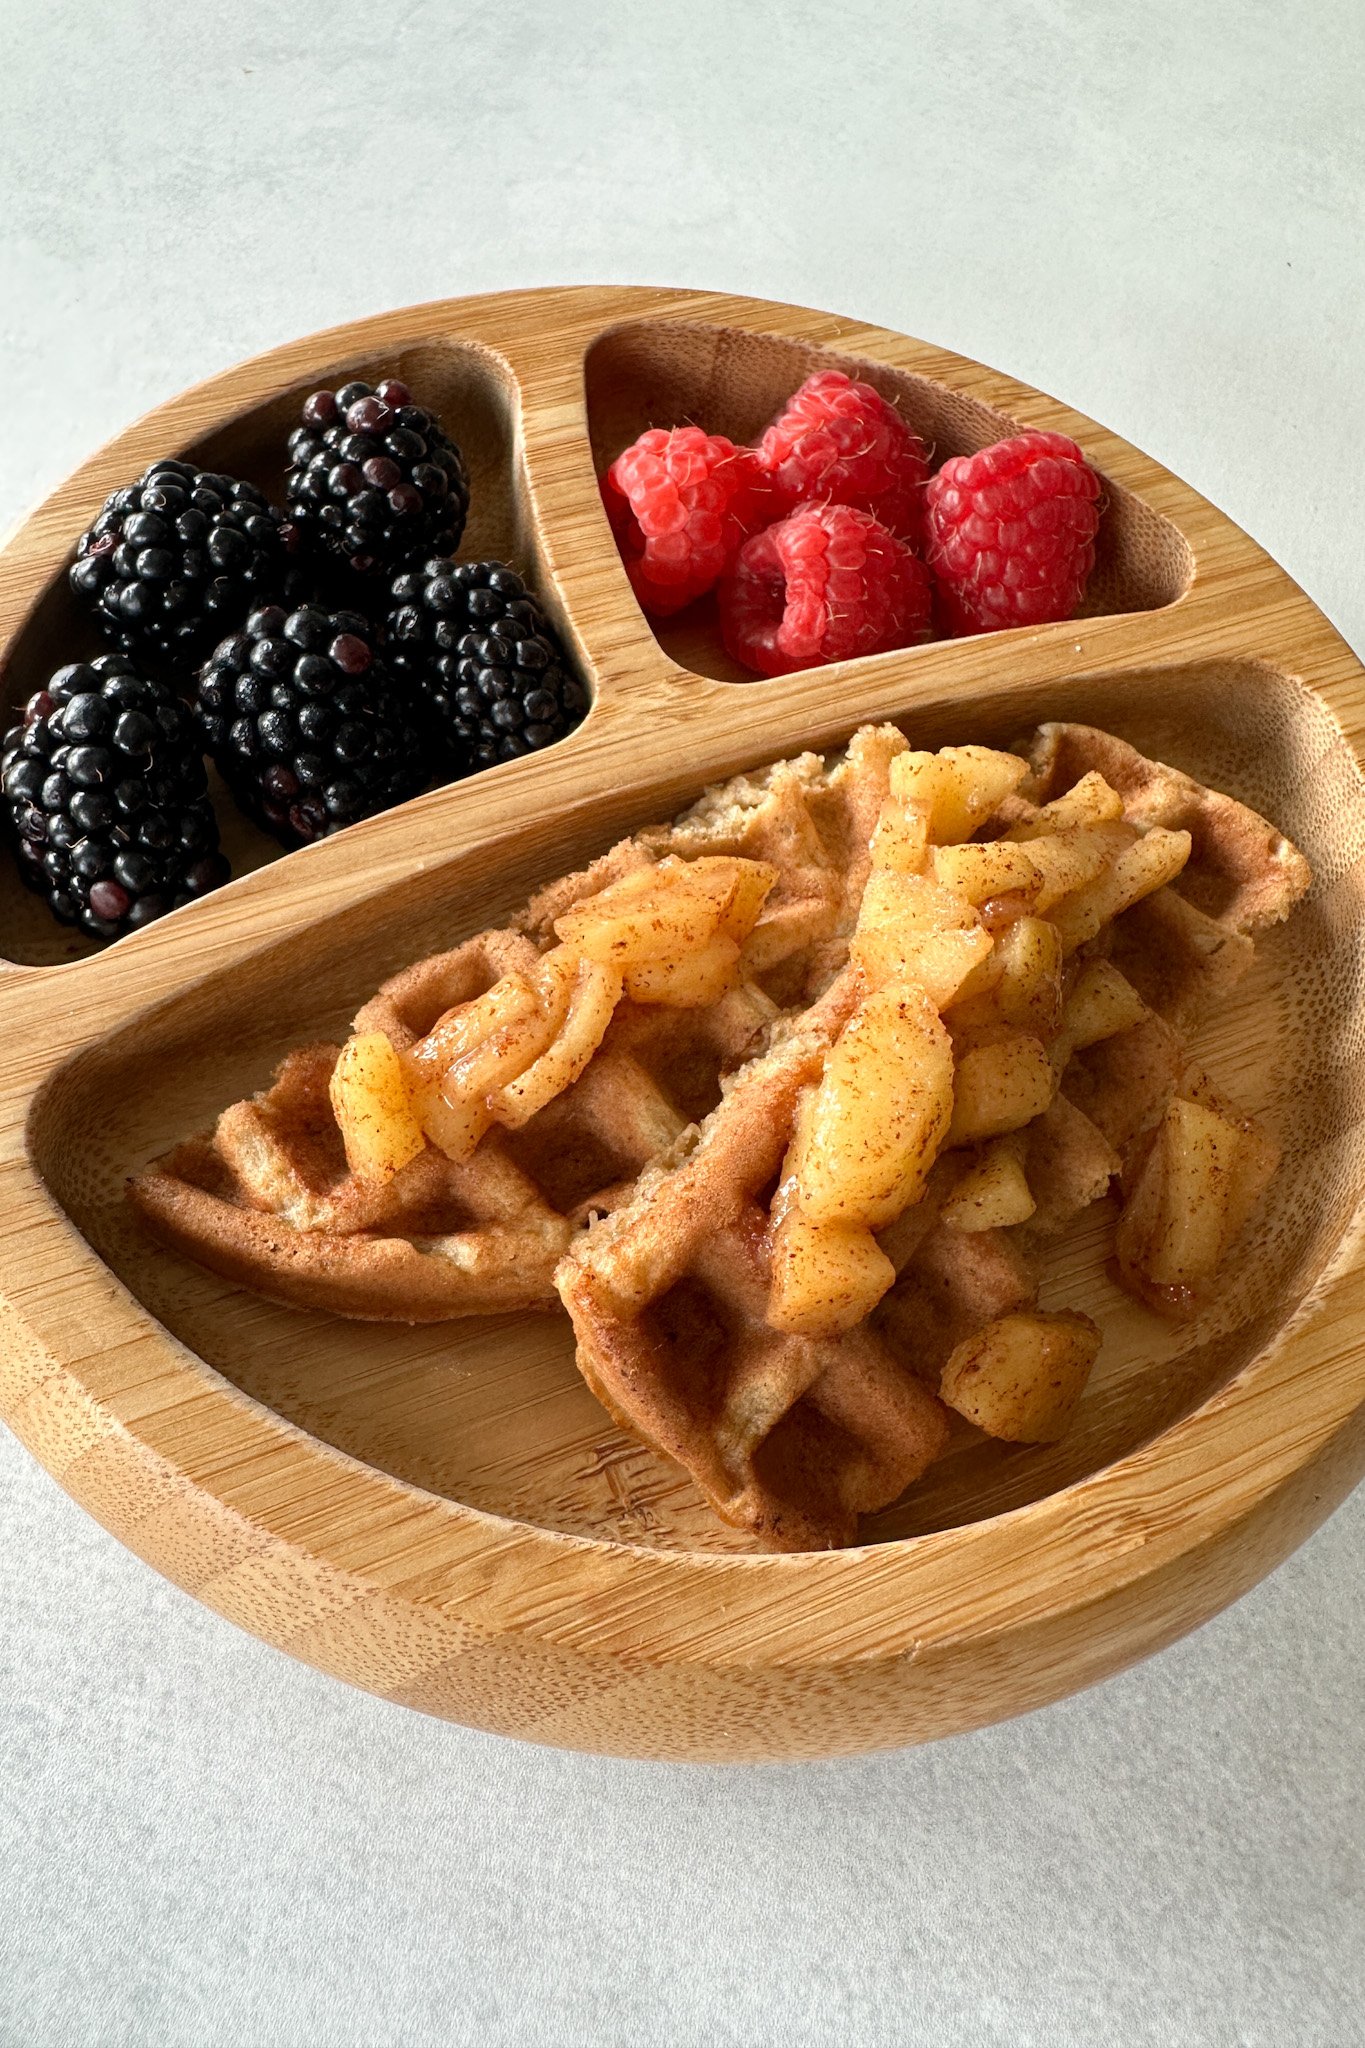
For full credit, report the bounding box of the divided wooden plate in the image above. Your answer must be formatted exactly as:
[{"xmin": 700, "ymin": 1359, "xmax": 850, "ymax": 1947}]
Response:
[{"xmin": 2, "ymin": 286, "xmax": 1364, "ymax": 1763}]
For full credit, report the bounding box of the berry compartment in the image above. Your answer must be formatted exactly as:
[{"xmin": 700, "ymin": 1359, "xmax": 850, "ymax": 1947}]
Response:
[
  {"xmin": 28, "ymin": 656, "xmax": 1361, "ymax": 1555},
  {"xmin": 584, "ymin": 318, "xmax": 1195, "ymax": 684},
  {"xmin": 0, "ymin": 338, "xmax": 594, "ymax": 968}
]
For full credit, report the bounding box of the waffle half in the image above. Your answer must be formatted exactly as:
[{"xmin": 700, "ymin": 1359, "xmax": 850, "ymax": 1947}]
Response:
[
  {"xmin": 128, "ymin": 725, "xmax": 908, "ymax": 1320},
  {"xmin": 556, "ymin": 724, "xmax": 1311, "ymax": 1549}
]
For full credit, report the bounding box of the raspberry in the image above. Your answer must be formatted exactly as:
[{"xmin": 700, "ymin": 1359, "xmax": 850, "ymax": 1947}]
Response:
[
  {"xmin": 603, "ymin": 426, "xmax": 774, "ymax": 617},
  {"xmin": 718, "ymin": 503, "xmax": 932, "ymax": 678},
  {"xmin": 924, "ymin": 431, "xmax": 1100, "ymax": 635},
  {"xmin": 756, "ymin": 370, "xmax": 930, "ymax": 540}
]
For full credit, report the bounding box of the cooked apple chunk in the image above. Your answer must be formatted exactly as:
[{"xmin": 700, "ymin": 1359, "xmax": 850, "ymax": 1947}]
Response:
[
  {"xmin": 439, "ymin": 986, "xmax": 560, "ymax": 1117},
  {"xmin": 855, "ymin": 923, "xmax": 996, "ymax": 1008},
  {"xmin": 948, "ymin": 1031, "xmax": 1056, "ymax": 1145},
  {"xmin": 930, "ymin": 838, "xmax": 1044, "ymax": 910},
  {"xmin": 890, "ymin": 745, "xmax": 1029, "ymax": 843},
  {"xmin": 991, "ymin": 917, "xmax": 1065, "ymax": 1037},
  {"xmin": 554, "ymin": 855, "xmax": 775, "ymax": 965},
  {"xmin": 408, "ymin": 973, "xmax": 544, "ymax": 1079},
  {"xmin": 401, "ymin": 971, "xmax": 558, "ymax": 1161},
  {"xmin": 859, "ymin": 868, "xmax": 980, "ymax": 935},
  {"xmin": 1115, "ymin": 1096, "xmax": 1279, "ymax": 1303},
  {"xmin": 709, "ymin": 859, "xmax": 780, "ymax": 943},
  {"xmin": 1012, "ymin": 821, "xmax": 1134, "ymax": 913},
  {"xmin": 555, "ymin": 864, "xmax": 717, "ymax": 964},
  {"xmin": 941, "ymin": 1133, "xmax": 1037, "ymax": 1232},
  {"xmin": 404, "ymin": 951, "xmax": 597, "ymax": 1159},
  {"xmin": 852, "ymin": 869, "xmax": 982, "ymax": 983},
  {"xmin": 1048, "ymin": 827, "xmax": 1192, "ymax": 950},
  {"xmin": 767, "ymin": 1206, "xmax": 897, "ymax": 1337},
  {"xmin": 494, "ymin": 953, "xmax": 623, "ymax": 1126},
  {"xmin": 622, "ymin": 934, "xmax": 742, "ymax": 1007},
  {"xmin": 946, "ymin": 915, "xmax": 1064, "ymax": 1039},
  {"xmin": 869, "ymin": 793, "xmax": 930, "ymax": 875},
  {"xmin": 1049, "ymin": 959, "xmax": 1150, "ymax": 1070},
  {"xmin": 939, "ymin": 1309, "xmax": 1102, "ymax": 1440},
  {"xmin": 329, "ymin": 1031, "xmax": 426, "ymax": 1187},
  {"xmin": 793, "ymin": 982, "xmax": 954, "ymax": 1228}
]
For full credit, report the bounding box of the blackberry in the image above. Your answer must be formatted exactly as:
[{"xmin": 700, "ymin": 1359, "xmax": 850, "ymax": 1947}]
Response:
[
  {"xmin": 1, "ymin": 655, "xmax": 228, "ymax": 940},
  {"xmin": 383, "ymin": 559, "xmax": 588, "ymax": 772},
  {"xmin": 70, "ymin": 459, "xmax": 294, "ymax": 671},
  {"xmin": 196, "ymin": 604, "xmax": 429, "ymax": 846},
  {"xmin": 284, "ymin": 378, "xmax": 469, "ymax": 579}
]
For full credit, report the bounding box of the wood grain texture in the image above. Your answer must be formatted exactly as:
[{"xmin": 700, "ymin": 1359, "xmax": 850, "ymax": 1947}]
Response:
[{"xmin": 1, "ymin": 286, "xmax": 1364, "ymax": 1762}]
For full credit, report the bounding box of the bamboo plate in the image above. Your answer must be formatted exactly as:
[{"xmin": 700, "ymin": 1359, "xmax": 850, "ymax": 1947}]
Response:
[{"xmin": 2, "ymin": 286, "xmax": 1364, "ymax": 1764}]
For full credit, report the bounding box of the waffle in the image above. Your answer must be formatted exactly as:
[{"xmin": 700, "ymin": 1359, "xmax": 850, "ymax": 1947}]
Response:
[
  {"xmin": 128, "ymin": 725, "xmax": 909, "ymax": 1321},
  {"xmin": 557, "ymin": 726, "xmax": 1312, "ymax": 1549}
]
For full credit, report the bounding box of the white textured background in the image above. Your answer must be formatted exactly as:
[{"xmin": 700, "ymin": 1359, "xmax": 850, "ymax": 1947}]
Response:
[{"xmin": 2, "ymin": 4, "xmax": 1363, "ymax": 2044}]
